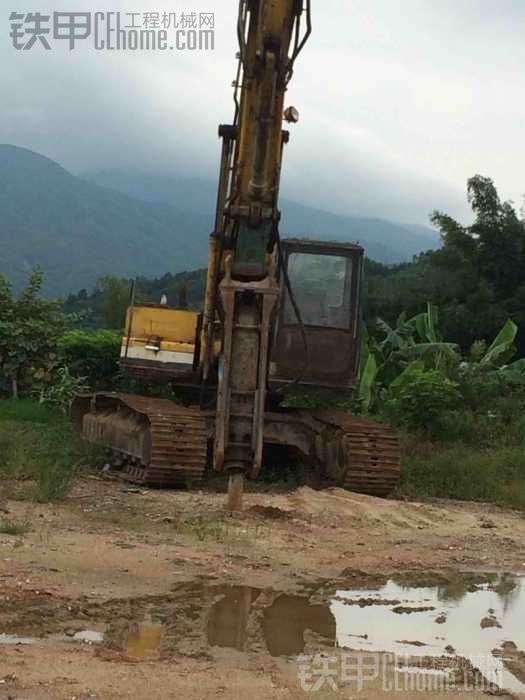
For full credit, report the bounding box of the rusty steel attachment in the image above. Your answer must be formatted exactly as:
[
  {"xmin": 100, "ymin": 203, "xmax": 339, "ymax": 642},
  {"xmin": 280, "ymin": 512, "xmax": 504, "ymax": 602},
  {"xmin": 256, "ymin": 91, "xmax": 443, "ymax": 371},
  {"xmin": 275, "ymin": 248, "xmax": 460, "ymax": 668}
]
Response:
[
  {"xmin": 72, "ymin": 394, "xmax": 400, "ymax": 496},
  {"xmin": 72, "ymin": 394, "xmax": 208, "ymax": 488}
]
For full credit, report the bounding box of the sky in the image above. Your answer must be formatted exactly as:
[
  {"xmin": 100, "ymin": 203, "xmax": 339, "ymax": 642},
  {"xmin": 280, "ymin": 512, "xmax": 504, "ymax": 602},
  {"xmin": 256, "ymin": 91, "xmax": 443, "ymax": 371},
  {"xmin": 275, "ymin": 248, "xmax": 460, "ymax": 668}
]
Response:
[{"xmin": 2, "ymin": 0, "xmax": 524, "ymax": 226}]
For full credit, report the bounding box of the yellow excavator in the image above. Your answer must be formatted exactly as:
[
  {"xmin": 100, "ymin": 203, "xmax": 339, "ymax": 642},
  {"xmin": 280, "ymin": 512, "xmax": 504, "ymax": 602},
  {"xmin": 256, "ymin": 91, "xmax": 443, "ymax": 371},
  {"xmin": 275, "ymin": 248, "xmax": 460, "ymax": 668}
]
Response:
[{"xmin": 73, "ymin": 0, "xmax": 400, "ymax": 509}]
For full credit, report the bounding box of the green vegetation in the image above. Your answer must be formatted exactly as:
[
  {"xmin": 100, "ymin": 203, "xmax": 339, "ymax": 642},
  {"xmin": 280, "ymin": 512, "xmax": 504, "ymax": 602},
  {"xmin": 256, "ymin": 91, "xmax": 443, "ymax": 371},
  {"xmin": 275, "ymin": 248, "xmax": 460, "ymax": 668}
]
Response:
[
  {"xmin": 0, "ymin": 398, "xmax": 56, "ymax": 423},
  {"xmin": 38, "ymin": 367, "xmax": 89, "ymax": 414},
  {"xmin": 0, "ymin": 518, "xmax": 31, "ymax": 536},
  {"xmin": 344, "ymin": 177, "xmax": 525, "ymax": 507},
  {"xmin": 350, "ymin": 306, "xmax": 525, "ymax": 507},
  {"xmin": 173, "ymin": 513, "xmax": 227, "ymax": 542},
  {"xmin": 0, "ymin": 400, "xmax": 104, "ymax": 503},
  {"xmin": 0, "ymin": 270, "xmax": 75, "ymax": 399},
  {"xmin": 365, "ymin": 175, "xmax": 525, "ymax": 357},
  {"xmin": 171, "ymin": 511, "xmax": 264, "ymax": 549},
  {"xmin": 402, "ymin": 442, "xmax": 525, "ymax": 509},
  {"xmin": 97, "ymin": 276, "xmax": 131, "ymax": 330},
  {"xmin": 61, "ymin": 329, "xmax": 120, "ymax": 386}
]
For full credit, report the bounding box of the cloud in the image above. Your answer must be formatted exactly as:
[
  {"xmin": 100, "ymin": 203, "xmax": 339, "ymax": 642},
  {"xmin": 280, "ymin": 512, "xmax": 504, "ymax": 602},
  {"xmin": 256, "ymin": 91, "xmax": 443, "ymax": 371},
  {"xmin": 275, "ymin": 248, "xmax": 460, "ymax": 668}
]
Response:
[{"xmin": 2, "ymin": 0, "xmax": 524, "ymax": 225}]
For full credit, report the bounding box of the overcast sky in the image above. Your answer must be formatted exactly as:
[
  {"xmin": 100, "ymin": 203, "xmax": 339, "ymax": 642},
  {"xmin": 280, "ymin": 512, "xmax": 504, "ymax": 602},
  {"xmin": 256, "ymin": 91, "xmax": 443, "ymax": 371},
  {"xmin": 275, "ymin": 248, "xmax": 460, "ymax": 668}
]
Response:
[{"xmin": 2, "ymin": 0, "xmax": 524, "ymax": 225}]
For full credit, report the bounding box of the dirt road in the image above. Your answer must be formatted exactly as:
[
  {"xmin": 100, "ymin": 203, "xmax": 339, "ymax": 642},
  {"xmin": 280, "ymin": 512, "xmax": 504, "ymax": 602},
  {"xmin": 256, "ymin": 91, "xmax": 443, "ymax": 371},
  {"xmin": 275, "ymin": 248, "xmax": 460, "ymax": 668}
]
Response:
[{"xmin": 1, "ymin": 478, "xmax": 525, "ymax": 699}]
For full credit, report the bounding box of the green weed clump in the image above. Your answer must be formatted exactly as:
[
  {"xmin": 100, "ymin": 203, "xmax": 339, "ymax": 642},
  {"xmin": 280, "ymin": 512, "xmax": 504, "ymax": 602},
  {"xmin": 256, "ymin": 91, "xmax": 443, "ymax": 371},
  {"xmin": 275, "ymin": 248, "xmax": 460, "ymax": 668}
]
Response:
[
  {"xmin": 0, "ymin": 399, "xmax": 104, "ymax": 502},
  {"xmin": 173, "ymin": 513, "xmax": 226, "ymax": 542},
  {"xmin": 0, "ymin": 518, "xmax": 31, "ymax": 536}
]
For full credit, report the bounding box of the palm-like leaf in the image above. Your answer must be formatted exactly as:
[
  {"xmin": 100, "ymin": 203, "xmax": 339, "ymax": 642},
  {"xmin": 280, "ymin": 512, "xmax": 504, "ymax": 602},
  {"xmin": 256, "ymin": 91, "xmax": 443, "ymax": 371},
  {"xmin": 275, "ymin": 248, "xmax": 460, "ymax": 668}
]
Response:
[{"xmin": 480, "ymin": 319, "xmax": 517, "ymax": 367}]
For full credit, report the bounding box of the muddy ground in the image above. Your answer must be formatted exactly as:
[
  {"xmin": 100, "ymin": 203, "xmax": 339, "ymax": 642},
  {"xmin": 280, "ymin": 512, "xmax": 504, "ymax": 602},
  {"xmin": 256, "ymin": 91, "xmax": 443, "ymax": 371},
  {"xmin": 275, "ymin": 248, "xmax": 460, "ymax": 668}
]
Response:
[{"xmin": 1, "ymin": 477, "xmax": 525, "ymax": 699}]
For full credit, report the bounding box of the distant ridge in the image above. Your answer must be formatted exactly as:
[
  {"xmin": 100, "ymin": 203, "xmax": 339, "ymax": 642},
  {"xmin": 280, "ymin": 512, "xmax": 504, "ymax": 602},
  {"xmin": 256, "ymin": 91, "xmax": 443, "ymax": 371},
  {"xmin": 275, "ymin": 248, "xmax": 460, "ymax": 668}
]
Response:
[{"xmin": 0, "ymin": 145, "xmax": 439, "ymax": 297}]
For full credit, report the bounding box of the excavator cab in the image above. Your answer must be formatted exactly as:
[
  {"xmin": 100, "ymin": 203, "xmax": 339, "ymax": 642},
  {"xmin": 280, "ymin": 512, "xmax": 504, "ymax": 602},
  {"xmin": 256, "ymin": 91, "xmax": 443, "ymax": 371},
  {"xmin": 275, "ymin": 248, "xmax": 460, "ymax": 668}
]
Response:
[{"xmin": 270, "ymin": 239, "xmax": 363, "ymax": 392}]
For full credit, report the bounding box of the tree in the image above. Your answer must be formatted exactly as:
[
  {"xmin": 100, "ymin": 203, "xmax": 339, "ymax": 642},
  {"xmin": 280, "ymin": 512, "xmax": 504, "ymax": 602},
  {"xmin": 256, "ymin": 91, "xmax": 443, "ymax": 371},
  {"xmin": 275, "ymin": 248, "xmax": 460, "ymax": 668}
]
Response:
[
  {"xmin": 432, "ymin": 175, "xmax": 525, "ymax": 299},
  {"xmin": 362, "ymin": 176, "xmax": 525, "ymax": 355},
  {"xmin": 0, "ymin": 270, "xmax": 73, "ymax": 399},
  {"xmin": 97, "ymin": 276, "xmax": 131, "ymax": 330}
]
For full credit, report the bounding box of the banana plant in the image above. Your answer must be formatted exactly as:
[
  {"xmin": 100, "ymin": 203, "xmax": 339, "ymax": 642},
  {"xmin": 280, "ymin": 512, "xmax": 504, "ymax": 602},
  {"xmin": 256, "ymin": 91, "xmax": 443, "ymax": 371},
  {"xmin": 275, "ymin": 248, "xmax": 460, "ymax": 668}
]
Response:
[
  {"xmin": 411, "ymin": 302, "xmax": 439, "ymax": 343},
  {"xmin": 479, "ymin": 319, "xmax": 517, "ymax": 367},
  {"xmin": 356, "ymin": 305, "xmax": 521, "ymax": 415},
  {"xmin": 459, "ymin": 319, "xmax": 518, "ymax": 376},
  {"xmin": 356, "ymin": 327, "xmax": 378, "ymax": 412},
  {"xmin": 377, "ymin": 304, "xmax": 460, "ymax": 375}
]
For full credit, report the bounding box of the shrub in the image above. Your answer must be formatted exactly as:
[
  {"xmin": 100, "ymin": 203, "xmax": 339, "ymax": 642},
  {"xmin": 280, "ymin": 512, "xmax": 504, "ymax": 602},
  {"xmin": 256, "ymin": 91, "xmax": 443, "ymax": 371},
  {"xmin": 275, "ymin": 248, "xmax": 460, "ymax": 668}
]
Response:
[
  {"xmin": 385, "ymin": 365, "xmax": 460, "ymax": 436},
  {"xmin": 61, "ymin": 329, "xmax": 120, "ymax": 386},
  {"xmin": 456, "ymin": 365, "xmax": 507, "ymax": 412},
  {"xmin": 0, "ymin": 270, "xmax": 74, "ymax": 399},
  {"xmin": 39, "ymin": 367, "xmax": 89, "ymax": 414},
  {"xmin": 0, "ymin": 518, "xmax": 31, "ymax": 536}
]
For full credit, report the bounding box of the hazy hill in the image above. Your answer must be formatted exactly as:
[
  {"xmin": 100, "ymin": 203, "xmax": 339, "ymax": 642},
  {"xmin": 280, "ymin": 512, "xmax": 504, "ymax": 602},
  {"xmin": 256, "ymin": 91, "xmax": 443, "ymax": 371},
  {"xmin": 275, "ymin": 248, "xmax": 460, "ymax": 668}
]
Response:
[
  {"xmin": 0, "ymin": 145, "xmax": 439, "ymax": 297},
  {"xmin": 0, "ymin": 145, "xmax": 208, "ymax": 296},
  {"xmin": 85, "ymin": 169, "xmax": 440, "ymax": 263}
]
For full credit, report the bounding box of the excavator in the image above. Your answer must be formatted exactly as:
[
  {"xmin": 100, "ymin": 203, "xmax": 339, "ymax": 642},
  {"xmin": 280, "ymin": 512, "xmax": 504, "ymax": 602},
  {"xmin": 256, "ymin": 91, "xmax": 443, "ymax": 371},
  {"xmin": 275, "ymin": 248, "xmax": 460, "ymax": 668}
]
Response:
[{"xmin": 72, "ymin": 0, "xmax": 400, "ymax": 510}]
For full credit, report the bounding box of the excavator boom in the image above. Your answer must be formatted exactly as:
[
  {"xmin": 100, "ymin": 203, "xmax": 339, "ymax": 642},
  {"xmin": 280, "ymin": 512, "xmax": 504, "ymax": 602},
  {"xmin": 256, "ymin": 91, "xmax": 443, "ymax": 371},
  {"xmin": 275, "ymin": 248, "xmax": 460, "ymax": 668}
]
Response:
[{"xmin": 202, "ymin": 0, "xmax": 312, "ymax": 491}]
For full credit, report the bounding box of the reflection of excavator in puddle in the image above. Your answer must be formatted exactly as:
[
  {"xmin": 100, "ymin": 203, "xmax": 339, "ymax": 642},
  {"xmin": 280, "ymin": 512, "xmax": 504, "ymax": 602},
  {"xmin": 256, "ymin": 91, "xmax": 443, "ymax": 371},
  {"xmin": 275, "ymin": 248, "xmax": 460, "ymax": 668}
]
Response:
[{"xmin": 73, "ymin": 0, "xmax": 400, "ymax": 510}]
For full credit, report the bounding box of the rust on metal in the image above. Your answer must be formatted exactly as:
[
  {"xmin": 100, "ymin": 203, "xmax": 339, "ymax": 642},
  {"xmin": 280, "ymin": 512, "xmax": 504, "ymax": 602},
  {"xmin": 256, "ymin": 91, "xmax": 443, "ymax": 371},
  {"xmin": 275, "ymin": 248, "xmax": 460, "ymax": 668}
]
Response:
[
  {"xmin": 263, "ymin": 409, "xmax": 401, "ymax": 498},
  {"xmin": 315, "ymin": 411, "xmax": 401, "ymax": 497},
  {"xmin": 72, "ymin": 397, "xmax": 399, "ymax": 497},
  {"xmin": 72, "ymin": 393, "xmax": 208, "ymax": 488}
]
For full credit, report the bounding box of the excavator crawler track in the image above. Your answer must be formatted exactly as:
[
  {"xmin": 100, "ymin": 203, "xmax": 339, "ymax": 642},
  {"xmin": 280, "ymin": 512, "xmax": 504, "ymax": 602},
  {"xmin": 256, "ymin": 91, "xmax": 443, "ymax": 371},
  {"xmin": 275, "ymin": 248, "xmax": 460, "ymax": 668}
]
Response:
[
  {"xmin": 313, "ymin": 411, "xmax": 401, "ymax": 497},
  {"xmin": 72, "ymin": 393, "xmax": 208, "ymax": 488},
  {"xmin": 73, "ymin": 395, "xmax": 399, "ymax": 497}
]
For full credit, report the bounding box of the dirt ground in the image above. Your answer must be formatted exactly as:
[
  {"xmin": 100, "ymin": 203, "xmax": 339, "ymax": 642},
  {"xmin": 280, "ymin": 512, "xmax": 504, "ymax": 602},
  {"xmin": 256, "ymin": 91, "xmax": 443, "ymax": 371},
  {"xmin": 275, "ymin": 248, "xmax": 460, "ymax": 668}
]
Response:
[{"xmin": 1, "ymin": 476, "xmax": 525, "ymax": 699}]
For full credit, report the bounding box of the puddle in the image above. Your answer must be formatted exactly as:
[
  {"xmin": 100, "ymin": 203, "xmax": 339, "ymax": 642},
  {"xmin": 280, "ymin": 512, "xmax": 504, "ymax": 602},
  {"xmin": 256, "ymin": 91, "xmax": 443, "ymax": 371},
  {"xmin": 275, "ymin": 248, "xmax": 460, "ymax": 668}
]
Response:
[
  {"xmin": 262, "ymin": 594, "xmax": 336, "ymax": 657},
  {"xmin": 126, "ymin": 621, "xmax": 164, "ymax": 659},
  {"xmin": 207, "ymin": 586, "xmax": 259, "ymax": 651},
  {"xmin": 202, "ymin": 573, "xmax": 525, "ymax": 693},
  {"xmin": 207, "ymin": 588, "xmax": 335, "ymax": 656},
  {"xmin": 73, "ymin": 630, "xmax": 104, "ymax": 644},
  {"xmin": 331, "ymin": 573, "xmax": 525, "ymax": 694},
  {"xmin": 54, "ymin": 572, "xmax": 521, "ymax": 694},
  {"xmin": 0, "ymin": 633, "xmax": 35, "ymax": 645}
]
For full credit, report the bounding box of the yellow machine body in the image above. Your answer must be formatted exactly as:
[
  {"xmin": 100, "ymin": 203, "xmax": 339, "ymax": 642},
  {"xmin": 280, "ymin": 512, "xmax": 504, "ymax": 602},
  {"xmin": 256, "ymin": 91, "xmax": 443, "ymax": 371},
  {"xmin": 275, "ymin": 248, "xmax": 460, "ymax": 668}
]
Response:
[{"xmin": 121, "ymin": 305, "xmax": 198, "ymax": 375}]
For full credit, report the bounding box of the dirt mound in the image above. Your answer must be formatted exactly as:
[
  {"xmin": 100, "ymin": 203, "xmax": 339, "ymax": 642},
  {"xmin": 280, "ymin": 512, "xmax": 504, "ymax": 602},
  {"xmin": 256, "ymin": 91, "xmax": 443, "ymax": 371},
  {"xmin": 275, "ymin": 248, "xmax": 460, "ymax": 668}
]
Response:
[{"xmin": 282, "ymin": 486, "xmax": 443, "ymax": 531}]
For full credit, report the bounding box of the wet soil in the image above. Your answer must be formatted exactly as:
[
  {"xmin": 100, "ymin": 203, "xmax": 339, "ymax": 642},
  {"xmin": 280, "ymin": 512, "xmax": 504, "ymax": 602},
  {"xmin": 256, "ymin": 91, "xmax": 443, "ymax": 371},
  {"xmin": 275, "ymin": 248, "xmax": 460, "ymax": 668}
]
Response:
[{"xmin": 2, "ymin": 478, "xmax": 525, "ymax": 698}]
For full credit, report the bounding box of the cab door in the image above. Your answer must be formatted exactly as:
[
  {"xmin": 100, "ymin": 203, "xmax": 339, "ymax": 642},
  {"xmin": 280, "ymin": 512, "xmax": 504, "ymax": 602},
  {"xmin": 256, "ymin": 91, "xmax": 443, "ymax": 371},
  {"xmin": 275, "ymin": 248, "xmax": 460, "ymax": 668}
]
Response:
[{"xmin": 269, "ymin": 240, "xmax": 363, "ymax": 392}]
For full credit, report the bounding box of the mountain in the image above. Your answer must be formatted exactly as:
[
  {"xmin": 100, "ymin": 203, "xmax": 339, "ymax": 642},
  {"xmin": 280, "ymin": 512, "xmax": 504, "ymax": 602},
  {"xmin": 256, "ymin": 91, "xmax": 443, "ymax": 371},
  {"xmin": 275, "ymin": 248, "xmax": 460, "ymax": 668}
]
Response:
[
  {"xmin": 0, "ymin": 145, "xmax": 439, "ymax": 297},
  {"xmin": 0, "ymin": 145, "xmax": 209, "ymax": 296},
  {"xmin": 85, "ymin": 169, "xmax": 440, "ymax": 264}
]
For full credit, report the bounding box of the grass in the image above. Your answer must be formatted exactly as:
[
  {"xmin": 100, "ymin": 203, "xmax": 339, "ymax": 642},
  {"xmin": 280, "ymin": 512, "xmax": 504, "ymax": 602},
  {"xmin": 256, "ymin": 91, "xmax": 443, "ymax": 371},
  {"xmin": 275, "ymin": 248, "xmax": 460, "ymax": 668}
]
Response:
[
  {"xmin": 173, "ymin": 513, "xmax": 227, "ymax": 542},
  {"xmin": 0, "ymin": 518, "xmax": 31, "ymax": 536},
  {"xmin": 171, "ymin": 511, "xmax": 265, "ymax": 550},
  {"xmin": 0, "ymin": 399, "xmax": 104, "ymax": 503},
  {"xmin": 0, "ymin": 399, "xmax": 57, "ymax": 424},
  {"xmin": 100, "ymin": 510, "xmax": 147, "ymax": 532},
  {"xmin": 400, "ymin": 440, "xmax": 525, "ymax": 508},
  {"xmin": 395, "ymin": 404, "xmax": 525, "ymax": 509}
]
